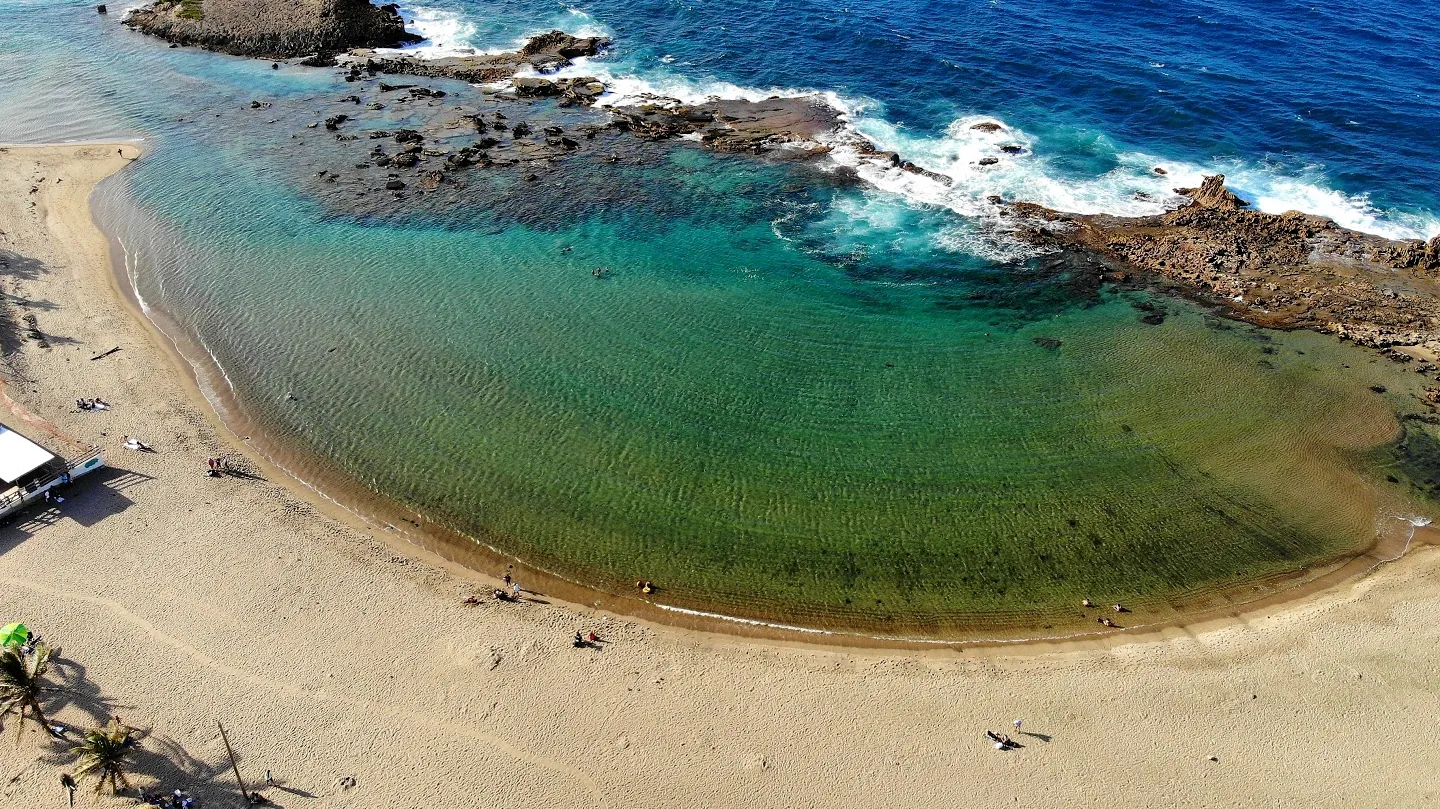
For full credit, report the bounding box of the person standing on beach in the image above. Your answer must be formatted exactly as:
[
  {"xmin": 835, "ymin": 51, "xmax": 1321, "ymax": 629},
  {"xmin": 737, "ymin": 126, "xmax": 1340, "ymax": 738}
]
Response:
[{"xmin": 1013, "ymin": 719, "xmax": 1023, "ymax": 734}]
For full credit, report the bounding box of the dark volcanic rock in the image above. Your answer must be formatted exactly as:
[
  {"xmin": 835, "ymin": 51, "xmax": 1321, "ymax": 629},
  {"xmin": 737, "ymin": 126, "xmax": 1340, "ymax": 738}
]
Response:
[
  {"xmin": 124, "ymin": 0, "xmax": 420, "ymax": 59},
  {"xmin": 359, "ymin": 31, "xmax": 609, "ymax": 85},
  {"xmin": 611, "ymin": 96, "xmax": 843, "ymax": 155},
  {"xmin": 511, "ymin": 76, "xmax": 606, "ymax": 105}
]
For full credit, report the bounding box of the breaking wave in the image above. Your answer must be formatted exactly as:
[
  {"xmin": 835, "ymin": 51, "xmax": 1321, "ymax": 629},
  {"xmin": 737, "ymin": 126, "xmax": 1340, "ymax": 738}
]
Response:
[{"xmin": 388, "ymin": 5, "xmax": 1440, "ymax": 247}]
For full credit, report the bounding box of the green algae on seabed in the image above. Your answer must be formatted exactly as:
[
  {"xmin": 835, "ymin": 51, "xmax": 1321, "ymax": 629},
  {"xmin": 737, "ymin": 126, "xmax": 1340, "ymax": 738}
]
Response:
[{"xmin": 86, "ymin": 76, "xmax": 1430, "ymax": 635}]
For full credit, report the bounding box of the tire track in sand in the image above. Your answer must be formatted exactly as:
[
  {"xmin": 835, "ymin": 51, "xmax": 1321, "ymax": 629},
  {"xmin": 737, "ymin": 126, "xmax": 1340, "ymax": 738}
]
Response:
[{"xmin": 1, "ymin": 576, "xmax": 609, "ymax": 808}]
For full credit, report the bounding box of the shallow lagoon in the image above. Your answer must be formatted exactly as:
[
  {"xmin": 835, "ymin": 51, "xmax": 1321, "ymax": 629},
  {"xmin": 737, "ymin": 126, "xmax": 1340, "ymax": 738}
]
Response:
[{"xmin": 4, "ymin": 1, "xmax": 1435, "ymax": 633}]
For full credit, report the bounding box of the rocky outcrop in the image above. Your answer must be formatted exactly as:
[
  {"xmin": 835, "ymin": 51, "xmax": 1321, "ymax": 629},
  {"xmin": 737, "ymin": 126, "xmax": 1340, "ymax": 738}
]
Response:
[
  {"xmin": 511, "ymin": 76, "xmax": 608, "ymax": 107},
  {"xmin": 610, "ymin": 96, "xmax": 843, "ymax": 155},
  {"xmin": 1001, "ymin": 175, "xmax": 1440, "ymax": 349},
  {"xmin": 356, "ymin": 31, "xmax": 610, "ymax": 85},
  {"xmin": 1174, "ymin": 174, "xmax": 1249, "ymax": 211},
  {"xmin": 124, "ymin": 0, "xmax": 419, "ymax": 59}
]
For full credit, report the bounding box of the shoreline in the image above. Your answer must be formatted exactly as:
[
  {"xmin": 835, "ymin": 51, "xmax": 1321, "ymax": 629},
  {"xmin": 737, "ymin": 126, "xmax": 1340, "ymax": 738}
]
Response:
[
  {"xmin": 5, "ymin": 143, "xmax": 1440, "ymax": 807},
  {"xmin": 49, "ymin": 138, "xmax": 1438, "ymax": 649}
]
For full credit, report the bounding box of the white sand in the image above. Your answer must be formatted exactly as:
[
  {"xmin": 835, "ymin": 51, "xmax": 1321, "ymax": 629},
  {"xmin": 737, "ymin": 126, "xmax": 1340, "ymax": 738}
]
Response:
[{"xmin": 2, "ymin": 142, "xmax": 1438, "ymax": 807}]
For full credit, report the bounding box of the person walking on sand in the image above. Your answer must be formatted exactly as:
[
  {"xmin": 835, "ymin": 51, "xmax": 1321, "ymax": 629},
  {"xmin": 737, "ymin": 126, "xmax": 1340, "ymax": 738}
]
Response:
[
  {"xmin": 510, "ymin": 581, "xmax": 520, "ymax": 600},
  {"xmin": 1013, "ymin": 719, "xmax": 1023, "ymax": 734},
  {"xmin": 60, "ymin": 773, "xmax": 77, "ymax": 808}
]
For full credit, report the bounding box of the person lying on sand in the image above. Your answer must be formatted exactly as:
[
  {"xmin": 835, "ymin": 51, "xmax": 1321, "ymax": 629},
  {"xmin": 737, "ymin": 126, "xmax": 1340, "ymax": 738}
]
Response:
[{"xmin": 121, "ymin": 435, "xmax": 153, "ymax": 452}]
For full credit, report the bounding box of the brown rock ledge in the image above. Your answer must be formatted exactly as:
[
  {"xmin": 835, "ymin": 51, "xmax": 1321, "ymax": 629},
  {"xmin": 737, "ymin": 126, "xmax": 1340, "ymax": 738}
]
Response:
[{"xmin": 998, "ymin": 175, "xmax": 1440, "ymax": 350}]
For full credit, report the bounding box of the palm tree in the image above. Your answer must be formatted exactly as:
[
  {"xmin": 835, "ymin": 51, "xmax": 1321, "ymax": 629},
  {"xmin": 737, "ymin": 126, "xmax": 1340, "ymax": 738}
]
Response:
[
  {"xmin": 71, "ymin": 720, "xmax": 136, "ymax": 796},
  {"xmin": 0, "ymin": 642, "xmax": 62, "ymax": 743}
]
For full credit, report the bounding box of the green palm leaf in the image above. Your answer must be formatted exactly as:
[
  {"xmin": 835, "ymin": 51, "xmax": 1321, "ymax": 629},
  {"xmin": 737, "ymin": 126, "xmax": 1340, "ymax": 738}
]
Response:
[
  {"xmin": 0, "ymin": 643, "xmax": 56, "ymax": 743},
  {"xmin": 70, "ymin": 720, "xmax": 135, "ymax": 795}
]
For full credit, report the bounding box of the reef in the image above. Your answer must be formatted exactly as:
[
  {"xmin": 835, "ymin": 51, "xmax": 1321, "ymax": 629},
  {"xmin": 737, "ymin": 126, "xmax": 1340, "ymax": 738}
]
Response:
[
  {"xmin": 995, "ymin": 175, "xmax": 1440, "ymax": 352},
  {"xmin": 125, "ymin": 1, "xmax": 1440, "ymax": 361}
]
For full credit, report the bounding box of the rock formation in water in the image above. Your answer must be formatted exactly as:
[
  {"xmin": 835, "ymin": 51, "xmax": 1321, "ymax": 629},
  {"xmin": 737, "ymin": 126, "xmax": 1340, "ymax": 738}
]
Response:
[
  {"xmin": 998, "ymin": 175, "xmax": 1440, "ymax": 350},
  {"xmin": 356, "ymin": 31, "xmax": 612, "ymax": 84},
  {"xmin": 609, "ymin": 96, "xmax": 843, "ymax": 155},
  {"xmin": 124, "ymin": 0, "xmax": 419, "ymax": 58},
  {"xmin": 123, "ymin": 6, "xmax": 1440, "ymax": 359}
]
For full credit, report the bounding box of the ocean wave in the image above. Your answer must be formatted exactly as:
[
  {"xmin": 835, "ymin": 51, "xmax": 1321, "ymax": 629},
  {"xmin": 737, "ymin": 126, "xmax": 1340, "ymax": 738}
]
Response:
[
  {"xmin": 387, "ymin": 7, "xmax": 1440, "ymax": 246},
  {"xmin": 376, "ymin": 5, "xmax": 483, "ymax": 59},
  {"xmin": 377, "ymin": 4, "xmax": 612, "ymax": 59}
]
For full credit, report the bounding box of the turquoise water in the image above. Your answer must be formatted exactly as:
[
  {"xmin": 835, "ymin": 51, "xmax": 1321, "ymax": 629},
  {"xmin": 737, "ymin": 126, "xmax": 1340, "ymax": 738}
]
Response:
[{"xmin": 2, "ymin": 1, "xmax": 1432, "ymax": 632}]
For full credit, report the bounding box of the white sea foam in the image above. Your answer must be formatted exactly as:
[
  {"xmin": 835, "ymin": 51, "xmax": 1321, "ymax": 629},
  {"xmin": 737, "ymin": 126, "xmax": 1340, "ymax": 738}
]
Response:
[
  {"xmin": 825, "ymin": 114, "xmax": 1440, "ymax": 242},
  {"xmin": 376, "ymin": 4, "xmax": 612, "ymax": 59},
  {"xmin": 383, "ymin": 8, "xmax": 1440, "ymax": 246}
]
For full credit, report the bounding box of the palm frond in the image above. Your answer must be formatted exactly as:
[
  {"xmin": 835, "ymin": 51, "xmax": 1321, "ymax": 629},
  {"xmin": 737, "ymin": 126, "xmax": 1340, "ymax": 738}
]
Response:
[
  {"xmin": 0, "ymin": 644, "xmax": 54, "ymax": 742},
  {"xmin": 70, "ymin": 720, "xmax": 136, "ymax": 795}
]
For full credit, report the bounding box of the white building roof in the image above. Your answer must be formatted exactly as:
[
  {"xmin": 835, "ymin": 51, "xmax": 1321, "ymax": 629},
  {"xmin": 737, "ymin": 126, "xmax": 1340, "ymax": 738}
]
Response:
[{"xmin": 0, "ymin": 423, "xmax": 58, "ymax": 484}]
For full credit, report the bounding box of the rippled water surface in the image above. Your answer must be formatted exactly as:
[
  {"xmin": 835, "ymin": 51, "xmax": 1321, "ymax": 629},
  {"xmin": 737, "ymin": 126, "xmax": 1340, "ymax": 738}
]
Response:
[{"xmin": 2, "ymin": 0, "xmax": 1435, "ymax": 632}]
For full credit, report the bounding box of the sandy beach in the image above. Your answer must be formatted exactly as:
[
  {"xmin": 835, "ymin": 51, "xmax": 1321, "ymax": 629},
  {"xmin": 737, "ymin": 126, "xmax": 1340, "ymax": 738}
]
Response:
[{"xmin": 2, "ymin": 142, "xmax": 1439, "ymax": 807}]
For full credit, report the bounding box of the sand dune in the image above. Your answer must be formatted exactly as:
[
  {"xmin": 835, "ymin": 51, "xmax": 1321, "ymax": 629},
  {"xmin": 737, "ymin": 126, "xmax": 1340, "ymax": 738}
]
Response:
[{"xmin": 1, "ymin": 143, "xmax": 1437, "ymax": 807}]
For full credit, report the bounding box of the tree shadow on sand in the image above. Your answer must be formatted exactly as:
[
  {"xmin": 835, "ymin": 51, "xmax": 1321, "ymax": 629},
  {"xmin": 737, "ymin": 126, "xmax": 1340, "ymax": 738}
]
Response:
[{"xmin": 0, "ymin": 250, "xmax": 76, "ymax": 354}]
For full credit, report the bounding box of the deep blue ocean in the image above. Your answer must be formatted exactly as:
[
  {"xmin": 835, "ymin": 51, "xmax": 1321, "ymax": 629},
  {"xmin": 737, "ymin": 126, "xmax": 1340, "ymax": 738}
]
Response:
[{"xmin": 393, "ymin": 0, "xmax": 1440, "ymax": 238}]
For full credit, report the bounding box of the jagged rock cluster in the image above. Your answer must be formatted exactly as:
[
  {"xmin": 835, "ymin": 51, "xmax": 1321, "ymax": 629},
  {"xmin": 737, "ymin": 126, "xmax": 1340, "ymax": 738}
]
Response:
[
  {"xmin": 355, "ymin": 30, "xmax": 612, "ymax": 83},
  {"xmin": 126, "ymin": 0, "xmax": 1440, "ymax": 362},
  {"xmin": 609, "ymin": 97, "xmax": 842, "ymax": 155},
  {"xmin": 1001, "ymin": 176, "xmax": 1440, "ymax": 350},
  {"xmin": 124, "ymin": 0, "xmax": 418, "ymax": 58}
]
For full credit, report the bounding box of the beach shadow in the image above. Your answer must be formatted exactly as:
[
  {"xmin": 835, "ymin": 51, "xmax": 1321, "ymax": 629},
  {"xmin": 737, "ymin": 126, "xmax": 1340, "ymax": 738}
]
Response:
[
  {"xmin": 271, "ymin": 782, "xmax": 319, "ymax": 799},
  {"xmin": 0, "ymin": 250, "xmax": 47, "ymax": 282},
  {"xmin": 53, "ymin": 466, "xmax": 146, "ymax": 529},
  {"xmin": 45, "ymin": 658, "xmax": 139, "ymax": 730},
  {"xmin": 223, "ymin": 468, "xmax": 268, "ymax": 483},
  {"xmin": 0, "ymin": 467, "xmax": 148, "ymax": 548},
  {"xmin": 1, "ymin": 294, "xmax": 60, "ymax": 312},
  {"xmin": 0, "ymin": 251, "xmax": 84, "ymax": 351},
  {"xmin": 126, "ymin": 731, "xmax": 257, "ymax": 808},
  {"xmin": 1021, "ymin": 731, "xmax": 1052, "ymax": 743}
]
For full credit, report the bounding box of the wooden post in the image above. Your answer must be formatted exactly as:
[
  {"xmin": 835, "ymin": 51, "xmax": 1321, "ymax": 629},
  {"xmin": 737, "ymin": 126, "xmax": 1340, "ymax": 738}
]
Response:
[{"xmin": 216, "ymin": 721, "xmax": 250, "ymax": 803}]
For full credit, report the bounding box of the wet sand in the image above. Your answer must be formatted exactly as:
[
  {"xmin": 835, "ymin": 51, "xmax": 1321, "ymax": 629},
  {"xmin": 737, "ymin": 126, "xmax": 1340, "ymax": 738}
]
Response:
[{"xmin": 2, "ymin": 142, "xmax": 1439, "ymax": 807}]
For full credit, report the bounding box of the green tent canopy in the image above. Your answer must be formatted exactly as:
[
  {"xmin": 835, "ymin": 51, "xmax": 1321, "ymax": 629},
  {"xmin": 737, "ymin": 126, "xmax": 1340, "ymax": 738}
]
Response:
[{"xmin": 0, "ymin": 622, "xmax": 29, "ymax": 647}]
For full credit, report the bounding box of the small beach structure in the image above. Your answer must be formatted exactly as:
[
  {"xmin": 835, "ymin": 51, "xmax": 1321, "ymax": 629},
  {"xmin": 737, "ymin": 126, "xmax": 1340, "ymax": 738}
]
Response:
[{"xmin": 0, "ymin": 421, "xmax": 105, "ymax": 521}]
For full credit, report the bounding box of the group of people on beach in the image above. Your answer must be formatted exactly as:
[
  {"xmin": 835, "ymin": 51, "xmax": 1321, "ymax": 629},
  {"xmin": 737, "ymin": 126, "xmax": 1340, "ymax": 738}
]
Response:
[
  {"xmin": 75, "ymin": 397, "xmax": 110, "ymax": 411},
  {"xmin": 463, "ymin": 570, "xmax": 523, "ymax": 604},
  {"xmin": 136, "ymin": 787, "xmax": 196, "ymax": 809},
  {"xmin": 205, "ymin": 456, "xmax": 231, "ymax": 477},
  {"xmin": 1081, "ymin": 599, "xmax": 1128, "ymax": 628},
  {"xmin": 986, "ymin": 719, "xmax": 1026, "ymax": 750}
]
